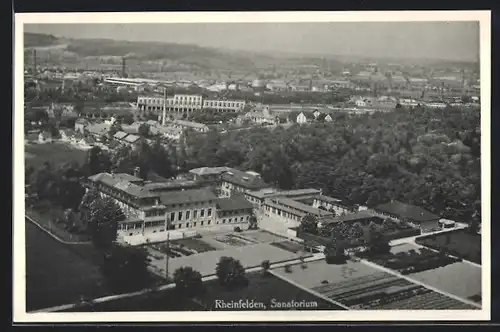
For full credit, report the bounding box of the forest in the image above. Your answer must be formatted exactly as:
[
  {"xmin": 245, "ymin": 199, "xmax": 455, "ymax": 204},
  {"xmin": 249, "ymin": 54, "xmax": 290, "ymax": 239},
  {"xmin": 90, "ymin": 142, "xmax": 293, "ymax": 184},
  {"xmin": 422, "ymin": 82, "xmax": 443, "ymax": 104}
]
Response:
[
  {"xmin": 178, "ymin": 106, "xmax": 481, "ymax": 225},
  {"xmin": 27, "ymin": 105, "xmax": 481, "ymax": 227}
]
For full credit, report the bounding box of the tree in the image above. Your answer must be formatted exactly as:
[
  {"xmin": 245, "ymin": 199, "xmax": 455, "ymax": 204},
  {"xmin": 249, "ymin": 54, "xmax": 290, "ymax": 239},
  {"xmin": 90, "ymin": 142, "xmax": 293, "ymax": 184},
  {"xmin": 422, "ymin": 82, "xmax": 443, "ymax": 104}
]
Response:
[
  {"xmin": 87, "ymin": 196, "xmax": 125, "ymax": 249},
  {"xmin": 173, "ymin": 267, "xmax": 204, "ymax": 298},
  {"xmin": 215, "ymin": 256, "xmax": 248, "ymax": 289},
  {"xmin": 260, "ymin": 260, "xmax": 271, "ymax": 276},
  {"xmin": 300, "ymin": 214, "xmax": 319, "ymax": 235},
  {"xmin": 122, "ymin": 113, "xmax": 134, "ymax": 125},
  {"xmin": 84, "ymin": 146, "xmax": 111, "ymax": 176},
  {"xmin": 248, "ymin": 215, "xmax": 258, "ymax": 230},
  {"xmin": 365, "ymin": 224, "xmax": 391, "ymax": 255},
  {"xmin": 138, "ymin": 123, "xmax": 150, "ymax": 137},
  {"xmin": 324, "ymin": 240, "xmax": 347, "ymax": 264},
  {"xmin": 100, "ymin": 244, "xmax": 155, "ymax": 293}
]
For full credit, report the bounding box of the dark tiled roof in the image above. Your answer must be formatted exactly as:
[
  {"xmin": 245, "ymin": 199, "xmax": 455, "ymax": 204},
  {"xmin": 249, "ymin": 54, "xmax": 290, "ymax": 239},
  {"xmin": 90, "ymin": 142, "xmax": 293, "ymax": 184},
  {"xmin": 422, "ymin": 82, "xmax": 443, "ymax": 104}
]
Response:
[
  {"xmin": 159, "ymin": 188, "xmax": 217, "ymax": 206},
  {"xmin": 374, "ymin": 201, "xmax": 440, "ymax": 223},
  {"xmin": 320, "ymin": 210, "xmax": 382, "ymax": 225},
  {"xmin": 216, "ymin": 195, "xmax": 254, "ymax": 212},
  {"xmin": 272, "ymin": 197, "xmax": 334, "ymax": 217},
  {"xmin": 221, "ymin": 168, "xmax": 270, "ymax": 190},
  {"xmin": 247, "ymin": 188, "xmax": 321, "ymax": 200}
]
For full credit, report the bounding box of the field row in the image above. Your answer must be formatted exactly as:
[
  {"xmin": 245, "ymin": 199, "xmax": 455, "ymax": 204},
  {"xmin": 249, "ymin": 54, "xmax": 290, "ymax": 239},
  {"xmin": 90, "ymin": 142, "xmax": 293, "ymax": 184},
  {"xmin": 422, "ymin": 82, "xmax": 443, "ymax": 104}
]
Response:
[{"xmin": 311, "ymin": 270, "xmax": 477, "ymax": 310}]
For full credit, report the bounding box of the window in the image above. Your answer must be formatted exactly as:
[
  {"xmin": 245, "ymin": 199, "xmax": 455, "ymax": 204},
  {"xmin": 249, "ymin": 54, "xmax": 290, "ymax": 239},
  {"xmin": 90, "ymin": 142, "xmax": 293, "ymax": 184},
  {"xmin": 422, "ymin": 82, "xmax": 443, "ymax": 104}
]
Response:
[
  {"xmin": 186, "ymin": 210, "xmax": 190, "ymax": 219},
  {"xmin": 201, "ymin": 221, "xmax": 204, "ymax": 226},
  {"xmin": 240, "ymin": 217, "xmax": 244, "ymax": 222},
  {"xmin": 229, "ymin": 218, "xmax": 232, "ymax": 223},
  {"xmin": 178, "ymin": 224, "xmax": 182, "ymax": 229},
  {"xmin": 208, "ymin": 220, "xmax": 211, "ymax": 225},
  {"xmin": 178, "ymin": 211, "xmax": 183, "ymax": 221},
  {"xmin": 200, "ymin": 209, "xmax": 205, "ymax": 217},
  {"xmin": 207, "ymin": 208, "xmax": 212, "ymax": 217},
  {"xmin": 186, "ymin": 222, "xmax": 190, "ymax": 228},
  {"xmin": 193, "ymin": 210, "xmax": 198, "ymax": 219},
  {"xmin": 193, "ymin": 222, "xmax": 197, "ymax": 227},
  {"xmin": 223, "ymin": 219, "xmax": 226, "ymax": 224},
  {"xmin": 170, "ymin": 212, "xmax": 175, "ymax": 222},
  {"xmin": 246, "ymin": 216, "xmax": 249, "ymax": 221}
]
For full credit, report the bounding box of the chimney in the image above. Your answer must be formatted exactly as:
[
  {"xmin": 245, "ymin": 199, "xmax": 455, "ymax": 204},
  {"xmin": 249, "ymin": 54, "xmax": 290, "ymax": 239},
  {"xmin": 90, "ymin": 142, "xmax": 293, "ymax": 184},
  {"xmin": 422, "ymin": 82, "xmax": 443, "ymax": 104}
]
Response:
[{"xmin": 134, "ymin": 166, "xmax": 140, "ymax": 178}]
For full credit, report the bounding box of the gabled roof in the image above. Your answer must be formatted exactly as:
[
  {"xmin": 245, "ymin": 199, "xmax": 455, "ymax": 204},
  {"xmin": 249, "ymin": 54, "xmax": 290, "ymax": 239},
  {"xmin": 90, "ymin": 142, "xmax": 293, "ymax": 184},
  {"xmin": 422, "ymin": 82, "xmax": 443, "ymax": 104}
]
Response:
[
  {"xmin": 374, "ymin": 201, "xmax": 440, "ymax": 223},
  {"xmin": 221, "ymin": 168, "xmax": 270, "ymax": 190},
  {"xmin": 113, "ymin": 131, "xmax": 128, "ymax": 140},
  {"xmin": 159, "ymin": 188, "xmax": 218, "ymax": 206},
  {"xmin": 216, "ymin": 195, "xmax": 253, "ymax": 212},
  {"xmin": 320, "ymin": 210, "xmax": 381, "ymax": 225},
  {"xmin": 124, "ymin": 134, "xmax": 141, "ymax": 143}
]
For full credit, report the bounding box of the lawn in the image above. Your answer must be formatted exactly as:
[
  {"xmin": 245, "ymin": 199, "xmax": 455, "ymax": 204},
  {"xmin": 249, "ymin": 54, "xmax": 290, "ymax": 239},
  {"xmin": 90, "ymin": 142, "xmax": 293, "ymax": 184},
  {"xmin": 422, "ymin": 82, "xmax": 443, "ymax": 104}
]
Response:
[
  {"xmin": 416, "ymin": 229, "xmax": 481, "ymax": 264},
  {"xmin": 25, "ymin": 221, "xmax": 110, "ymax": 311},
  {"xmin": 150, "ymin": 243, "xmax": 307, "ymax": 278},
  {"xmin": 24, "ymin": 142, "xmax": 88, "ymax": 169},
  {"xmin": 61, "ymin": 288, "xmax": 204, "ymax": 312},
  {"xmin": 271, "ymin": 240, "xmax": 305, "ymax": 254},
  {"xmin": 198, "ymin": 272, "xmax": 343, "ymax": 310}
]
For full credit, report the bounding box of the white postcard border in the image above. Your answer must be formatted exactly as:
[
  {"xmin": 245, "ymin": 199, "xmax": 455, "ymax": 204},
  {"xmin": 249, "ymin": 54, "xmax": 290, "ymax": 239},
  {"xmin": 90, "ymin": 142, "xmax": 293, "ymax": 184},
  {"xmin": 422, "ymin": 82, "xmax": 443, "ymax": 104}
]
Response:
[{"xmin": 13, "ymin": 10, "xmax": 492, "ymax": 322}]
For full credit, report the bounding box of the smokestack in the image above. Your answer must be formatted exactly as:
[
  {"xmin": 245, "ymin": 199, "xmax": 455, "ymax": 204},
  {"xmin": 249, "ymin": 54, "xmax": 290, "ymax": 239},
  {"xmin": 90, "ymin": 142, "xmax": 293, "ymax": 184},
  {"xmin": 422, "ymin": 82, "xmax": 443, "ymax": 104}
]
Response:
[
  {"xmin": 33, "ymin": 49, "xmax": 37, "ymax": 77},
  {"xmin": 122, "ymin": 57, "xmax": 126, "ymax": 78},
  {"xmin": 162, "ymin": 87, "xmax": 167, "ymax": 126}
]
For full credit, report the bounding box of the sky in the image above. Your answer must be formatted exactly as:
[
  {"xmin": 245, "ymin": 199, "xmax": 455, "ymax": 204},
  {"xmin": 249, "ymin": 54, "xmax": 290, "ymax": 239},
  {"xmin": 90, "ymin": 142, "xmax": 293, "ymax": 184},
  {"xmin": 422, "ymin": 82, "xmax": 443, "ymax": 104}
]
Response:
[{"xmin": 24, "ymin": 22, "xmax": 480, "ymax": 62}]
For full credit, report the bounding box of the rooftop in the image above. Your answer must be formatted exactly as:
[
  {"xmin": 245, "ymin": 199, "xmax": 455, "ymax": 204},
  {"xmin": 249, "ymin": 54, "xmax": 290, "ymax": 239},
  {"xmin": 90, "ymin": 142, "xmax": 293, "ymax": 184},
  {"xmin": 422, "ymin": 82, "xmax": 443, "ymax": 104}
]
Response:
[
  {"xmin": 159, "ymin": 188, "xmax": 218, "ymax": 206},
  {"xmin": 221, "ymin": 168, "xmax": 270, "ymax": 190},
  {"xmin": 320, "ymin": 210, "xmax": 381, "ymax": 225},
  {"xmin": 216, "ymin": 195, "xmax": 254, "ymax": 212},
  {"xmin": 374, "ymin": 201, "xmax": 440, "ymax": 223},
  {"xmin": 247, "ymin": 188, "xmax": 321, "ymax": 200},
  {"xmin": 113, "ymin": 131, "xmax": 128, "ymax": 140},
  {"xmin": 172, "ymin": 119, "xmax": 208, "ymax": 129},
  {"xmin": 124, "ymin": 134, "xmax": 141, "ymax": 143},
  {"xmin": 272, "ymin": 197, "xmax": 334, "ymax": 217},
  {"xmin": 189, "ymin": 166, "xmax": 232, "ymax": 176}
]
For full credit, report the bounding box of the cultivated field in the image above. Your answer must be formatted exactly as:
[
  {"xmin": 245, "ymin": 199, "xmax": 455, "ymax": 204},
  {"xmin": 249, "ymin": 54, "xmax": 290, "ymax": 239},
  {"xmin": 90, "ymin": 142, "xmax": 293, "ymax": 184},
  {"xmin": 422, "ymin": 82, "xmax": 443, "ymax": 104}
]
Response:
[
  {"xmin": 25, "ymin": 142, "xmax": 88, "ymax": 169},
  {"xmin": 371, "ymin": 242, "xmax": 481, "ymax": 304},
  {"xmin": 25, "ymin": 221, "xmax": 110, "ymax": 311},
  {"xmin": 416, "ymin": 229, "xmax": 481, "ymax": 264},
  {"xmin": 272, "ymin": 260, "xmax": 477, "ymax": 310},
  {"xmin": 409, "ymin": 263, "xmax": 482, "ymax": 302}
]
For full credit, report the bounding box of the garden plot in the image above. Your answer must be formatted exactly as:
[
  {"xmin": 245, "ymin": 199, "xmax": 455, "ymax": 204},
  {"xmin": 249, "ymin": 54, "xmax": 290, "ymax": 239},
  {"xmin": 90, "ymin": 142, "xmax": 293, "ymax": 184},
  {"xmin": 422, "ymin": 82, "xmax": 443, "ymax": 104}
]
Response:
[
  {"xmin": 239, "ymin": 230, "xmax": 287, "ymax": 244},
  {"xmin": 271, "ymin": 260, "xmax": 477, "ymax": 310},
  {"xmin": 214, "ymin": 234, "xmax": 256, "ymax": 247}
]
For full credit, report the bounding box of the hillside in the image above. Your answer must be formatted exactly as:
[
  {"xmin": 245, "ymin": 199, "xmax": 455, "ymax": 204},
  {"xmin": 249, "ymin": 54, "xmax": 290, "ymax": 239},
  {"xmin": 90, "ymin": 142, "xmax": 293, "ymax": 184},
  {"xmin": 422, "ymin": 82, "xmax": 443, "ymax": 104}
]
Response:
[{"xmin": 24, "ymin": 33, "xmax": 264, "ymax": 71}]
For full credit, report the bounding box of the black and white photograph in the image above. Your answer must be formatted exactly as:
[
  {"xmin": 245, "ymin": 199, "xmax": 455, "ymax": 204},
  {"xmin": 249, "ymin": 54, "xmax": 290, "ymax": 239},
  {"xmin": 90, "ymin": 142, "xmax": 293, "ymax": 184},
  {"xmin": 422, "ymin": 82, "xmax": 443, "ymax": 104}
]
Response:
[{"xmin": 13, "ymin": 11, "xmax": 491, "ymax": 322}]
